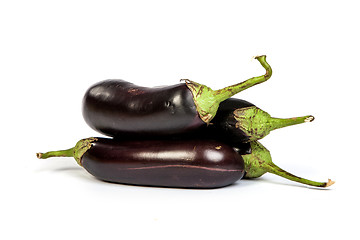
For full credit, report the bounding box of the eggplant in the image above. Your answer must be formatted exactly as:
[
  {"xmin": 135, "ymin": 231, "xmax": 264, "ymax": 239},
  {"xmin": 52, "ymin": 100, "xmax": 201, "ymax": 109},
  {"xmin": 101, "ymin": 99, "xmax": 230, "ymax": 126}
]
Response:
[
  {"xmin": 36, "ymin": 138, "xmax": 245, "ymax": 189},
  {"xmin": 36, "ymin": 138, "xmax": 334, "ymax": 188},
  {"xmin": 82, "ymin": 56, "xmax": 272, "ymax": 137},
  {"xmin": 82, "ymin": 55, "xmax": 313, "ymax": 142}
]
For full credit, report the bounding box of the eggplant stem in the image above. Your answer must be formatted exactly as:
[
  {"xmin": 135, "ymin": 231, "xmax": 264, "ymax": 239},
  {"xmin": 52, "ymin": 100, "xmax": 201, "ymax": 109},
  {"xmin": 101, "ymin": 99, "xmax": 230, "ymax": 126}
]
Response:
[
  {"xmin": 214, "ymin": 55, "xmax": 272, "ymax": 102},
  {"xmin": 269, "ymin": 115, "xmax": 315, "ymax": 132},
  {"xmin": 36, "ymin": 137, "xmax": 97, "ymax": 166},
  {"xmin": 184, "ymin": 55, "xmax": 272, "ymax": 124},
  {"xmin": 36, "ymin": 148, "xmax": 74, "ymax": 159},
  {"xmin": 243, "ymin": 141, "xmax": 334, "ymax": 188},
  {"xmin": 266, "ymin": 162, "xmax": 334, "ymax": 188}
]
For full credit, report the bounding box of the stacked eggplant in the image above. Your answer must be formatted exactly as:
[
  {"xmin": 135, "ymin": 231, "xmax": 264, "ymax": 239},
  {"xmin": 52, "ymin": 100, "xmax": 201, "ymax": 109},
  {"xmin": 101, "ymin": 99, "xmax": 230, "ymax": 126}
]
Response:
[{"xmin": 37, "ymin": 56, "xmax": 334, "ymax": 188}]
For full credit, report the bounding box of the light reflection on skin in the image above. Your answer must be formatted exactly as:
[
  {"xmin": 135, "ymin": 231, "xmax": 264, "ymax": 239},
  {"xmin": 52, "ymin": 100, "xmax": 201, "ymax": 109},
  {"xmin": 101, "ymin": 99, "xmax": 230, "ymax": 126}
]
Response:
[
  {"xmin": 135, "ymin": 149, "xmax": 224, "ymax": 163},
  {"xmin": 204, "ymin": 149, "xmax": 224, "ymax": 163},
  {"xmin": 90, "ymin": 86, "xmax": 111, "ymax": 100},
  {"xmin": 172, "ymin": 95, "xmax": 182, "ymax": 107},
  {"xmin": 135, "ymin": 150, "xmax": 196, "ymax": 161}
]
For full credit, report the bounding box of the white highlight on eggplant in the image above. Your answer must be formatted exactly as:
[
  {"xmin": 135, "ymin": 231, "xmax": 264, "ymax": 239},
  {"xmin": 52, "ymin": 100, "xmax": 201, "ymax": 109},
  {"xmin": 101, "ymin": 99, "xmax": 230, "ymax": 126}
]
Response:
[
  {"xmin": 135, "ymin": 150, "xmax": 196, "ymax": 161},
  {"xmin": 89, "ymin": 86, "xmax": 111, "ymax": 100},
  {"xmin": 204, "ymin": 149, "xmax": 224, "ymax": 163}
]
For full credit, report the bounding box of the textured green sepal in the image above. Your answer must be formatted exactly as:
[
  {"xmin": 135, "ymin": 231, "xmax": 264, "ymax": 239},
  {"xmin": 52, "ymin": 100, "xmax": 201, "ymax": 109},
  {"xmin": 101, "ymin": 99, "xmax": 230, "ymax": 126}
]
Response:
[
  {"xmin": 234, "ymin": 106, "xmax": 315, "ymax": 142},
  {"xmin": 73, "ymin": 137, "xmax": 98, "ymax": 166},
  {"xmin": 242, "ymin": 140, "xmax": 271, "ymax": 178},
  {"xmin": 183, "ymin": 79, "xmax": 219, "ymax": 124},
  {"xmin": 234, "ymin": 106, "xmax": 272, "ymax": 141}
]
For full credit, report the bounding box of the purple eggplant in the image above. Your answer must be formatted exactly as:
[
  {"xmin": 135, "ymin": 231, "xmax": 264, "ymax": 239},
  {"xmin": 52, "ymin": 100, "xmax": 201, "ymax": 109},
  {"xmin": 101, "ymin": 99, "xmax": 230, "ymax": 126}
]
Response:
[
  {"xmin": 36, "ymin": 138, "xmax": 334, "ymax": 188},
  {"xmin": 82, "ymin": 56, "xmax": 272, "ymax": 137},
  {"xmin": 36, "ymin": 137, "xmax": 245, "ymax": 189},
  {"xmin": 82, "ymin": 56, "xmax": 313, "ymax": 143}
]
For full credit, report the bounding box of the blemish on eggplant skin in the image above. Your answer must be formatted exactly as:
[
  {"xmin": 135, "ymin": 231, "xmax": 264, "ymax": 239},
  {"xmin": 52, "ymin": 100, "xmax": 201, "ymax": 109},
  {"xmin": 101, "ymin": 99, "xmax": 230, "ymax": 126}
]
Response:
[
  {"xmin": 127, "ymin": 88, "xmax": 145, "ymax": 95},
  {"xmin": 215, "ymin": 146, "xmax": 222, "ymax": 150}
]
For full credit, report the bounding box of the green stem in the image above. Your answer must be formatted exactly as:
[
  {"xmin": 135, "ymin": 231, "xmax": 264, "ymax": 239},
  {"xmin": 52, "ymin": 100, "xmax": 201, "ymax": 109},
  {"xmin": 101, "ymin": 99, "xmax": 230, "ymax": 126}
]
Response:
[
  {"xmin": 184, "ymin": 55, "xmax": 272, "ymax": 124},
  {"xmin": 242, "ymin": 141, "xmax": 334, "ymax": 188},
  {"xmin": 214, "ymin": 55, "xmax": 272, "ymax": 102},
  {"xmin": 266, "ymin": 162, "xmax": 335, "ymax": 188},
  {"xmin": 36, "ymin": 148, "xmax": 74, "ymax": 159},
  {"xmin": 36, "ymin": 137, "xmax": 98, "ymax": 166},
  {"xmin": 269, "ymin": 115, "xmax": 314, "ymax": 132}
]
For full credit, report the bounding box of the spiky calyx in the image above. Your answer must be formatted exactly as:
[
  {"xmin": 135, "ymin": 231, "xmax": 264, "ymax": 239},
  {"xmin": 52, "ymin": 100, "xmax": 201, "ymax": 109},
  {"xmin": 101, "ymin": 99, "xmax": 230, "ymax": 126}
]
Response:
[{"xmin": 234, "ymin": 106, "xmax": 314, "ymax": 142}]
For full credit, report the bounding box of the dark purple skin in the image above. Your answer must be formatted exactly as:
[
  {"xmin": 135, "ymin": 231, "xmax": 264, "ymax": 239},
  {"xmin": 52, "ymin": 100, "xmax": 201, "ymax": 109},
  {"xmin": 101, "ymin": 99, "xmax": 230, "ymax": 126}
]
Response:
[
  {"xmin": 82, "ymin": 80, "xmax": 204, "ymax": 137},
  {"xmin": 81, "ymin": 138, "xmax": 245, "ymax": 189}
]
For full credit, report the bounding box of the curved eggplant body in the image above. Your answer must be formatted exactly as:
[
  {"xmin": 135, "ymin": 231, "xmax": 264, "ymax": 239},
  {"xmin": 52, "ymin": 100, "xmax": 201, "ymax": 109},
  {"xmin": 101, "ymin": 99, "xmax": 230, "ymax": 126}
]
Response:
[
  {"xmin": 82, "ymin": 80, "xmax": 204, "ymax": 137},
  {"xmin": 81, "ymin": 138, "xmax": 245, "ymax": 188}
]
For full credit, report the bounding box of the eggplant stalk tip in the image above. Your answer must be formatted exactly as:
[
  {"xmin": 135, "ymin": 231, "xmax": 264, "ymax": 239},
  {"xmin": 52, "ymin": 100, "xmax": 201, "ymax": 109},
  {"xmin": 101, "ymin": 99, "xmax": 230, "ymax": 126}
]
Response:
[
  {"xmin": 269, "ymin": 115, "xmax": 315, "ymax": 132},
  {"xmin": 326, "ymin": 179, "xmax": 335, "ymax": 187}
]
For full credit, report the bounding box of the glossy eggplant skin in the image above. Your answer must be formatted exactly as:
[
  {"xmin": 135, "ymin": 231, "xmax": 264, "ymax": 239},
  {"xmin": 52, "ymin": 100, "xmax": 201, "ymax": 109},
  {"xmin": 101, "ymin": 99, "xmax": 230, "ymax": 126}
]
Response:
[
  {"xmin": 81, "ymin": 138, "xmax": 245, "ymax": 189},
  {"xmin": 82, "ymin": 80, "xmax": 204, "ymax": 137},
  {"xmin": 83, "ymin": 79, "xmax": 257, "ymax": 143}
]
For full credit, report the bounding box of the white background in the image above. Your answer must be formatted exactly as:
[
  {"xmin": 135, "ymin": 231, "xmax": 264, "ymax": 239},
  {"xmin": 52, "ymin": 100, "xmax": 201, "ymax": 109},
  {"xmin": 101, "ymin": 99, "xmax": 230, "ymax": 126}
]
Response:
[{"xmin": 1, "ymin": 1, "xmax": 359, "ymax": 239}]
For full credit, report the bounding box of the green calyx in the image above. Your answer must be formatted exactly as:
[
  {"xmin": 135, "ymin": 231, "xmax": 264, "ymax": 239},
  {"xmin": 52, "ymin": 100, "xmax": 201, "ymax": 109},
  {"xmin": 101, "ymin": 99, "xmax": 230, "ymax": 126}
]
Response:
[
  {"xmin": 183, "ymin": 79, "xmax": 220, "ymax": 124},
  {"xmin": 73, "ymin": 137, "xmax": 98, "ymax": 165},
  {"xmin": 183, "ymin": 55, "xmax": 272, "ymax": 124},
  {"xmin": 36, "ymin": 137, "xmax": 98, "ymax": 166},
  {"xmin": 234, "ymin": 106, "xmax": 315, "ymax": 141},
  {"xmin": 242, "ymin": 141, "xmax": 271, "ymax": 178},
  {"xmin": 242, "ymin": 141, "xmax": 335, "ymax": 188}
]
